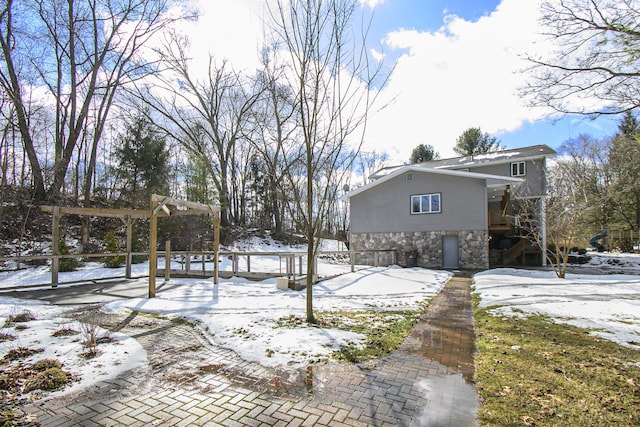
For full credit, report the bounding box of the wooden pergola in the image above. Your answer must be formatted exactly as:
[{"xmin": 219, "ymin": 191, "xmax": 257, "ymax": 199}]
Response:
[{"xmin": 41, "ymin": 194, "xmax": 220, "ymax": 298}]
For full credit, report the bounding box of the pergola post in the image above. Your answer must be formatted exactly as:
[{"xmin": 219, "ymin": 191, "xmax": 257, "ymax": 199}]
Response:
[
  {"xmin": 213, "ymin": 211, "xmax": 220, "ymax": 285},
  {"xmin": 51, "ymin": 206, "xmax": 60, "ymax": 288},
  {"xmin": 125, "ymin": 215, "xmax": 133, "ymax": 279},
  {"xmin": 149, "ymin": 201, "xmax": 158, "ymax": 298},
  {"xmin": 165, "ymin": 240, "xmax": 171, "ymax": 281},
  {"xmin": 41, "ymin": 196, "xmax": 220, "ymax": 293}
]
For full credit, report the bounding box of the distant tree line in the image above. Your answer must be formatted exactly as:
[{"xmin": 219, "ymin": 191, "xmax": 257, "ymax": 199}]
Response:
[
  {"xmin": 0, "ymin": 0, "xmax": 388, "ymax": 254},
  {"xmin": 554, "ymin": 112, "xmax": 640, "ymax": 247},
  {"xmin": 523, "ymin": 0, "xmax": 640, "ymax": 259}
]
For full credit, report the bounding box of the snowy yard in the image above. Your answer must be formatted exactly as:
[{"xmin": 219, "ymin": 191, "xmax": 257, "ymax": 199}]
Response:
[
  {"xmin": 474, "ymin": 253, "xmax": 640, "ymax": 350},
  {"xmin": 0, "ymin": 248, "xmax": 639, "ymax": 398},
  {"xmin": 0, "ymin": 235, "xmax": 351, "ymax": 289},
  {"xmin": 0, "ymin": 252, "xmax": 450, "ymax": 397}
]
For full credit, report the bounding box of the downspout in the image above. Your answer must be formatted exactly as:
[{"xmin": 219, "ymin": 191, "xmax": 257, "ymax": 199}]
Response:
[
  {"xmin": 541, "ymin": 196, "xmax": 547, "ymax": 267},
  {"xmin": 484, "ymin": 181, "xmax": 489, "ymax": 269},
  {"xmin": 541, "ymin": 157, "xmax": 547, "ymax": 267}
]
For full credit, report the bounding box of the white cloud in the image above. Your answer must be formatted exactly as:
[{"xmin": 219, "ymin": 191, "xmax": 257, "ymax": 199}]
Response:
[
  {"xmin": 363, "ymin": 0, "xmax": 548, "ymax": 163},
  {"xmin": 168, "ymin": 0, "xmax": 554, "ymax": 165},
  {"xmin": 370, "ymin": 48, "xmax": 386, "ymax": 62},
  {"xmin": 177, "ymin": 0, "xmax": 268, "ymax": 73},
  {"xmin": 360, "ymin": 0, "xmax": 386, "ymax": 8}
]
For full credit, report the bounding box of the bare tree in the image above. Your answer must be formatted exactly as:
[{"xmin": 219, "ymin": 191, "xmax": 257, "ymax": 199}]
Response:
[
  {"xmin": 132, "ymin": 32, "xmax": 260, "ymax": 230},
  {"xmin": 609, "ymin": 134, "xmax": 640, "ymax": 232},
  {"xmin": 558, "ymin": 135, "xmax": 613, "ymax": 233},
  {"xmin": 246, "ymin": 46, "xmax": 302, "ymax": 238},
  {"xmin": 268, "ymin": 0, "xmax": 387, "ymax": 322},
  {"xmin": 0, "ymin": 0, "xmax": 190, "ymax": 202},
  {"xmin": 525, "ymin": 0, "xmax": 640, "ymax": 115},
  {"xmin": 355, "ymin": 150, "xmax": 388, "ymax": 186},
  {"xmin": 514, "ymin": 161, "xmax": 587, "ymax": 278}
]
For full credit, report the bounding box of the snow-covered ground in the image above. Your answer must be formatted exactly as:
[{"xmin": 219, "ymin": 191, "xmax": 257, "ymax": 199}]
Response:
[
  {"xmin": 1, "ymin": 244, "xmax": 639, "ymax": 400},
  {"xmin": 0, "ymin": 297, "xmax": 146, "ymax": 397},
  {"xmin": 0, "ymin": 238, "xmax": 450, "ymax": 397},
  {"xmin": 474, "ymin": 252, "xmax": 640, "ymax": 350},
  {"xmin": 0, "ymin": 236, "xmax": 348, "ymax": 290},
  {"xmin": 105, "ymin": 266, "xmax": 450, "ymax": 368}
]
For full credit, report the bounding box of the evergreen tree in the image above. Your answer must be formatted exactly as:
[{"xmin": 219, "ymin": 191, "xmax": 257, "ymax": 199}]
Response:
[
  {"xmin": 610, "ymin": 113, "xmax": 640, "ymax": 231},
  {"xmin": 248, "ymin": 156, "xmax": 273, "ymax": 229},
  {"xmin": 454, "ymin": 127, "xmax": 501, "ymax": 156},
  {"xmin": 113, "ymin": 113, "xmax": 170, "ymax": 209},
  {"xmin": 58, "ymin": 239, "xmax": 82, "ymax": 272},
  {"xmin": 618, "ymin": 111, "xmax": 639, "ymax": 137},
  {"xmin": 184, "ymin": 154, "xmax": 217, "ymax": 204},
  {"xmin": 410, "ymin": 144, "xmax": 439, "ymax": 163},
  {"xmin": 103, "ymin": 231, "xmax": 124, "ymax": 268}
]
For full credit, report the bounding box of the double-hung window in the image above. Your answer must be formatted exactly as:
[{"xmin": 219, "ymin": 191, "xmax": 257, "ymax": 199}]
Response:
[
  {"xmin": 411, "ymin": 193, "xmax": 441, "ymax": 214},
  {"xmin": 511, "ymin": 161, "xmax": 526, "ymax": 176}
]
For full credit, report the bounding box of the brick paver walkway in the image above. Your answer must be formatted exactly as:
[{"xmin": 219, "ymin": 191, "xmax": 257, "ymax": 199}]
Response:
[{"xmin": 23, "ymin": 275, "xmax": 478, "ymax": 426}]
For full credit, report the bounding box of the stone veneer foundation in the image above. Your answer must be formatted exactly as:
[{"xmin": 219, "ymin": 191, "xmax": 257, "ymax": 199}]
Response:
[{"xmin": 350, "ymin": 230, "xmax": 489, "ymax": 270}]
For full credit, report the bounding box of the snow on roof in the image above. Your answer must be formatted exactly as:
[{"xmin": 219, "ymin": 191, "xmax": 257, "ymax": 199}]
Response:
[
  {"xmin": 371, "ymin": 144, "xmax": 557, "ymax": 180},
  {"xmin": 345, "ymin": 165, "xmax": 523, "ymax": 199}
]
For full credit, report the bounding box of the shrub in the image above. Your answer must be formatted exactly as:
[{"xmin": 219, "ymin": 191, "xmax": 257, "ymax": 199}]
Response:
[
  {"xmin": 0, "ymin": 331, "xmax": 16, "ymax": 342},
  {"xmin": 2, "ymin": 347, "xmax": 44, "ymax": 361},
  {"xmin": 23, "ymin": 367, "xmax": 67, "ymax": 392},
  {"xmin": 51, "ymin": 325, "xmax": 79, "ymax": 337},
  {"xmin": 131, "ymin": 229, "xmax": 147, "ymax": 264},
  {"xmin": 58, "ymin": 239, "xmax": 82, "ymax": 272},
  {"xmin": 103, "ymin": 231, "xmax": 124, "ymax": 268},
  {"xmin": 32, "ymin": 358, "xmax": 62, "ymax": 371},
  {"xmin": 619, "ymin": 238, "xmax": 634, "ymax": 253},
  {"xmin": 4, "ymin": 309, "xmax": 36, "ymax": 325},
  {"xmin": 79, "ymin": 321, "xmax": 110, "ymax": 358},
  {"xmin": 81, "ymin": 322, "xmax": 98, "ymax": 352}
]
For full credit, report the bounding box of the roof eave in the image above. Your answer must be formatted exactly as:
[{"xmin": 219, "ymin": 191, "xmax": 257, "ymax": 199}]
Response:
[{"xmin": 345, "ymin": 166, "xmax": 524, "ymax": 199}]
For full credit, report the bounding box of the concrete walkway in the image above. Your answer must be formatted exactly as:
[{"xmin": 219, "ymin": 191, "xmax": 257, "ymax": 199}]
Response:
[{"xmin": 22, "ymin": 275, "xmax": 478, "ymax": 426}]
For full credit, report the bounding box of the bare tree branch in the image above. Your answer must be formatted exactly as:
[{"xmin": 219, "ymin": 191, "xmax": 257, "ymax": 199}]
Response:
[
  {"xmin": 267, "ymin": 0, "xmax": 388, "ymax": 322},
  {"xmin": 524, "ymin": 0, "xmax": 640, "ymax": 115}
]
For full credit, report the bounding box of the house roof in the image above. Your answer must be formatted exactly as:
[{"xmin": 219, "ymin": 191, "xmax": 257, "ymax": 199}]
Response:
[
  {"xmin": 345, "ymin": 165, "xmax": 524, "ymax": 199},
  {"xmin": 371, "ymin": 144, "xmax": 557, "ymax": 180}
]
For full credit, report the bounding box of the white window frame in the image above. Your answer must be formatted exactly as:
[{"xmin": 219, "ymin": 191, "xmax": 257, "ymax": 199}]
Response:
[
  {"xmin": 411, "ymin": 193, "xmax": 441, "ymax": 214},
  {"xmin": 511, "ymin": 161, "xmax": 526, "ymax": 177}
]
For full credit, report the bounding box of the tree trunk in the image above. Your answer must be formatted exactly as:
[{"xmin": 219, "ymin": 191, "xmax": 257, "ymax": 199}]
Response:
[
  {"xmin": 271, "ymin": 185, "xmax": 283, "ymax": 238},
  {"xmin": 305, "ymin": 147, "xmax": 315, "ymax": 324}
]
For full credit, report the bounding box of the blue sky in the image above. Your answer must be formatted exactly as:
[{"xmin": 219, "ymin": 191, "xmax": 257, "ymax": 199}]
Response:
[
  {"xmin": 370, "ymin": 0, "xmax": 503, "ymax": 34},
  {"xmin": 187, "ymin": 0, "xmax": 622, "ymax": 163},
  {"xmin": 357, "ymin": 0, "xmax": 621, "ymax": 161}
]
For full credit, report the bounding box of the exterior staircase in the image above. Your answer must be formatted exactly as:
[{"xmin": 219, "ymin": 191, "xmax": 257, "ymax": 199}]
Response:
[{"xmin": 502, "ymin": 238, "xmax": 541, "ymax": 266}]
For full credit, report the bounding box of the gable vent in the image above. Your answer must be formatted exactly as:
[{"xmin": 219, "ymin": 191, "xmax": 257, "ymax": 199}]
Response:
[{"xmin": 406, "ymin": 172, "xmax": 414, "ymax": 182}]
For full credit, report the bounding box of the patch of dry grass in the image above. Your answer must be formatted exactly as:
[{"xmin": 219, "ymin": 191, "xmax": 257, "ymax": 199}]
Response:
[
  {"xmin": 51, "ymin": 325, "xmax": 80, "ymax": 337},
  {"xmin": 4, "ymin": 309, "xmax": 37, "ymax": 325},
  {"xmin": 474, "ymin": 305, "xmax": 640, "ymax": 426},
  {"xmin": 318, "ymin": 310, "xmax": 421, "ymax": 363},
  {"xmin": 0, "ymin": 331, "xmax": 16, "ymax": 342}
]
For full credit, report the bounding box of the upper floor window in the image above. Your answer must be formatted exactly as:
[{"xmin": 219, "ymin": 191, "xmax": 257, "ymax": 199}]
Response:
[
  {"xmin": 511, "ymin": 161, "xmax": 526, "ymax": 176},
  {"xmin": 411, "ymin": 193, "xmax": 441, "ymax": 214}
]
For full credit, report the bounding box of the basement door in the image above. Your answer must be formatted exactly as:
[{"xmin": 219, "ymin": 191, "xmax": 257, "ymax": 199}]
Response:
[{"xmin": 442, "ymin": 235, "xmax": 459, "ymax": 269}]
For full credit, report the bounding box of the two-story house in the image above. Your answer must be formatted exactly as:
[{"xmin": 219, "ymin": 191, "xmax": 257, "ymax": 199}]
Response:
[{"xmin": 345, "ymin": 145, "xmax": 557, "ymax": 269}]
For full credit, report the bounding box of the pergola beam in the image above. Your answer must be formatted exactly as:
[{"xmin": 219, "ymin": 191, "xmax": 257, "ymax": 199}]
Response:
[
  {"xmin": 150, "ymin": 194, "xmax": 220, "ymax": 215},
  {"xmin": 41, "ymin": 205, "xmax": 152, "ymax": 219},
  {"xmin": 148, "ymin": 194, "xmax": 220, "ymax": 298},
  {"xmin": 41, "ymin": 194, "xmax": 221, "ymax": 297}
]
